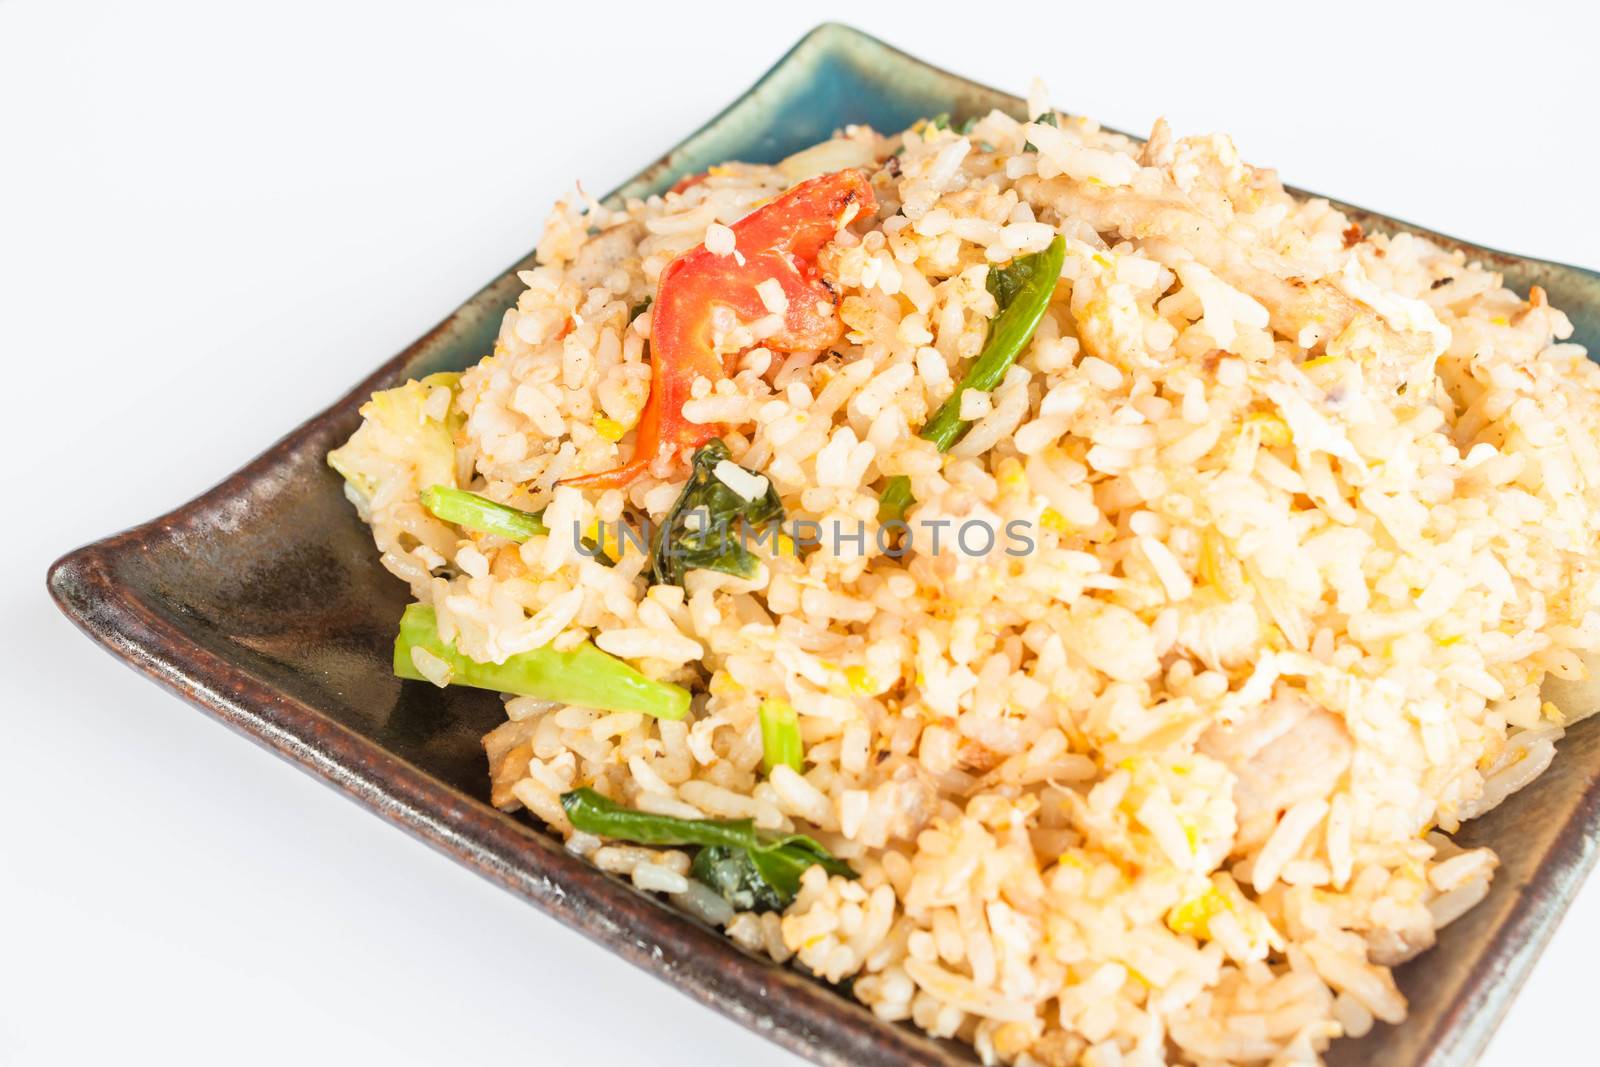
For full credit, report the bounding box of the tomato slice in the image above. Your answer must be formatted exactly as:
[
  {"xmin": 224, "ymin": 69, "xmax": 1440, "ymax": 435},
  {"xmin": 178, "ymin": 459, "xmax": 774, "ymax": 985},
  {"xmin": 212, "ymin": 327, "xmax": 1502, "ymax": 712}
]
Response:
[{"xmin": 565, "ymin": 169, "xmax": 875, "ymax": 489}]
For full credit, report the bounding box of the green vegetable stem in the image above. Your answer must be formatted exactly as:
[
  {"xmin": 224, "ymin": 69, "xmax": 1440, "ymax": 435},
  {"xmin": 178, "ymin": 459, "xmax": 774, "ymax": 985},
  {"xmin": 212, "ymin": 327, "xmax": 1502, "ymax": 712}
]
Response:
[
  {"xmin": 421, "ymin": 486, "xmax": 547, "ymax": 541},
  {"xmin": 393, "ymin": 603, "xmax": 689, "ymax": 720},
  {"xmin": 759, "ymin": 698, "xmax": 804, "ymax": 776},
  {"xmin": 876, "ymin": 236, "xmax": 1065, "ymax": 520}
]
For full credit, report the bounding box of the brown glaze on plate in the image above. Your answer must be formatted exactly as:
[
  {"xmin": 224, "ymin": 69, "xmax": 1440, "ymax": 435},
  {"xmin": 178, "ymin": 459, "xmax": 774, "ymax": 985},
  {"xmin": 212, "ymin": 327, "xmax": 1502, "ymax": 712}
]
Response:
[{"xmin": 47, "ymin": 23, "xmax": 1600, "ymax": 1067}]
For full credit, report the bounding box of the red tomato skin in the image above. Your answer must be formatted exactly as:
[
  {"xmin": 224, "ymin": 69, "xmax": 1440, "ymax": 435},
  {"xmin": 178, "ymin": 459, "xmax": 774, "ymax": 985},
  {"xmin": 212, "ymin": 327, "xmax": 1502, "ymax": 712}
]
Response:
[{"xmin": 565, "ymin": 169, "xmax": 875, "ymax": 490}]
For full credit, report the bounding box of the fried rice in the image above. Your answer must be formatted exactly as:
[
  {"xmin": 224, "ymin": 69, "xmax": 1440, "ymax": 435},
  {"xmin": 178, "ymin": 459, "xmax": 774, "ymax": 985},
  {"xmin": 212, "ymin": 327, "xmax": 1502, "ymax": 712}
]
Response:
[{"xmin": 328, "ymin": 82, "xmax": 1600, "ymax": 1066}]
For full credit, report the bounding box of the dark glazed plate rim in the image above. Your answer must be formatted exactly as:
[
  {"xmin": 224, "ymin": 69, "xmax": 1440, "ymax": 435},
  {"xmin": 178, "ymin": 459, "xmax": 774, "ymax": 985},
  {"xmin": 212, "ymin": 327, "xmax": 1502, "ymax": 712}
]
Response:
[{"xmin": 47, "ymin": 22, "xmax": 1600, "ymax": 1067}]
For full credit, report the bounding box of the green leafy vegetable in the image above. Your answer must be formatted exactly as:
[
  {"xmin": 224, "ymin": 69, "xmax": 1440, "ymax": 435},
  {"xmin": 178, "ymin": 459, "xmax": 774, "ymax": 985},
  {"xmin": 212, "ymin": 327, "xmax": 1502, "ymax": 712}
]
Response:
[
  {"xmin": 421, "ymin": 485, "xmax": 612, "ymax": 567},
  {"xmin": 759, "ymin": 698, "xmax": 803, "ymax": 776},
  {"xmin": 984, "ymin": 248, "xmax": 1035, "ymax": 309},
  {"xmin": 691, "ymin": 846, "xmax": 785, "ymax": 912},
  {"xmin": 876, "ymin": 237, "xmax": 1066, "ymax": 518},
  {"xmin": 743, "ymin": 837, "xmax": 852, "ymax": 906},
  {"xmin": 560, "ymin": 787, "xmax": 855, "ymax": 909},
  {"xmin": 652, "ymin": 439, "xmax": 784, "ymax": 587},
  {"xmin": 394, "ymin": 603, "xmax": 689, "ymax": 720},
  {"xmin": 927, "ymin": 112, "xmax": 951, "ymax": 131},
  {"xmin": 629, "ymin": 295, "xmax": 653, "ymax": 321},
  {"xmin": 957, "ymin": 115, "xmax": 980, "ymax": 135},
  {"xmin": 421, "ymin": 486, "xmax": 547, "ymax": 541},
  {"xmin": 918, "ymin": 236, "xmax": 1066, "ymax": 451},
  {"xmin": 878, "ymin": 475, "xmax": 912, "ymax": 524},
  {"xmin": 562, "ymin": 787, "xmax": 777, "ymax": 849}
]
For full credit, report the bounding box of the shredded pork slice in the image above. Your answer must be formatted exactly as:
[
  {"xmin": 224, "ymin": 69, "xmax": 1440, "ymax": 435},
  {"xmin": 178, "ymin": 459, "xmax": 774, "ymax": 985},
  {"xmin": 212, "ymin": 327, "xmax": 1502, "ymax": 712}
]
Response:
[{"xmin": 1199, "ymin": 687, "xmax": 1352, "ymax": 852}]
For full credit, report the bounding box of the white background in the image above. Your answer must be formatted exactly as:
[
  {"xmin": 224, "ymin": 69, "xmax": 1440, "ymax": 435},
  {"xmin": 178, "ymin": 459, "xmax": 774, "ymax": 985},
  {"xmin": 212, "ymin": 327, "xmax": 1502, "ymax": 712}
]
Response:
[{"xmin": 3, "ymin": 1, "xmax": 1596, "ymax": 1063}]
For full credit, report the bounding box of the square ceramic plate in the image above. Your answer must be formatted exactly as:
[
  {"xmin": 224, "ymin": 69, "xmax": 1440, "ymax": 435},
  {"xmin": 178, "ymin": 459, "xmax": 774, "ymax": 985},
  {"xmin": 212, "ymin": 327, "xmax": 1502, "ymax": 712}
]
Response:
[{"xmin": 48, "ymin": 22, "xmax": 1600, "ymax": 1067}]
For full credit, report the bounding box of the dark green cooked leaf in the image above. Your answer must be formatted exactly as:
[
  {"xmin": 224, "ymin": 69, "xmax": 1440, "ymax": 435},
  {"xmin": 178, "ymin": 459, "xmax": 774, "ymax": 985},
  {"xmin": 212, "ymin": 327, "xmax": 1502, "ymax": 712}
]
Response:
[
  {"xmin": 985, "ymin": 250, "xmax": 1035, "ymax": 310},
  {"xmin": 561, "ymin": 788, "xmax": 855, "ymax": 911},
  {"xmin": 651, "ymin": 440, "xmax": 784, "ymax": 587},
  {"xmin": 691, "ymin": 846, "xmax": 785, "ymax": 913}
]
